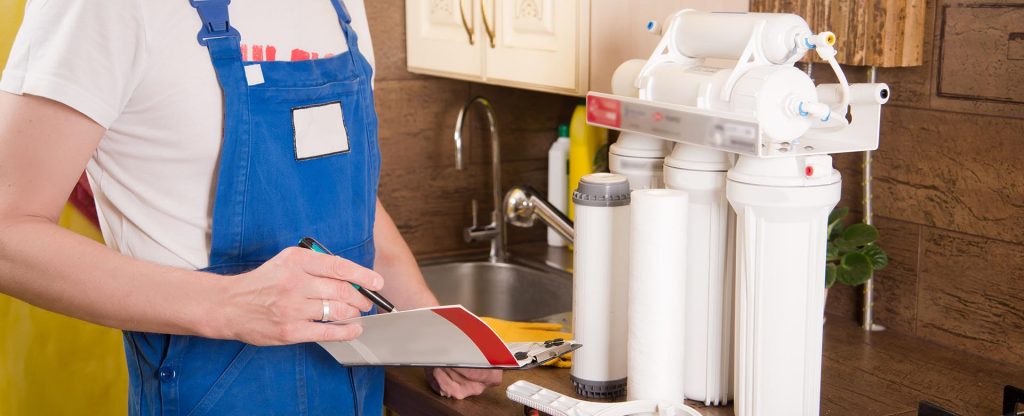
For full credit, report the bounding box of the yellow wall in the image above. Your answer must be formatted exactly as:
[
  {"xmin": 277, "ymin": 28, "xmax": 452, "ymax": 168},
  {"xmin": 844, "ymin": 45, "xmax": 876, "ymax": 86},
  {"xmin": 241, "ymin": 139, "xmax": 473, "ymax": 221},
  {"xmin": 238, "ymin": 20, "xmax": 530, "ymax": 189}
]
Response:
[{"xmin": 1, "ymin": 2, "xmax": 129, "ymax": 414}]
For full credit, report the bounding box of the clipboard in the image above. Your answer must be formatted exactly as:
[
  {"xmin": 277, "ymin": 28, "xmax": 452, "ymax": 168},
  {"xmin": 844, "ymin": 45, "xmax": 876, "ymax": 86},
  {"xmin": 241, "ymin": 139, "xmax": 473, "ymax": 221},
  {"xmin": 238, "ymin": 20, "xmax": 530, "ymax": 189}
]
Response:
[{"xmin": 318, "ymin": 305, "xmax": 579, "ymax": 369}]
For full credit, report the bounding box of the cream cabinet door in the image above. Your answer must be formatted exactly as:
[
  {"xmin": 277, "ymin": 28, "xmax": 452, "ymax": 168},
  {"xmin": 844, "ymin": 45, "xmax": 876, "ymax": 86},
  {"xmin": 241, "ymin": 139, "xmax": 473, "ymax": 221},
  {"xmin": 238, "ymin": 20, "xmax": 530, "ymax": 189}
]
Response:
[
  {"xmin": 481, "ymin": 0, "xmax": 583, "ymax": 94},
  {"xmin": 406, "ymin": 0, "xmax": 483, "ymax": 80}
]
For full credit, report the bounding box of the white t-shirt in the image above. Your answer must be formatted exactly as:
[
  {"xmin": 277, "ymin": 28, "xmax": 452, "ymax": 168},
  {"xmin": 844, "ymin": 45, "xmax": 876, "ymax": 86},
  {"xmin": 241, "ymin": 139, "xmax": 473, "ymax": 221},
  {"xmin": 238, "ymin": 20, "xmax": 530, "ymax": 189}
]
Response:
[{"xmin": 1, "ymin": 0, "xmax": 375, "ymax": 269}]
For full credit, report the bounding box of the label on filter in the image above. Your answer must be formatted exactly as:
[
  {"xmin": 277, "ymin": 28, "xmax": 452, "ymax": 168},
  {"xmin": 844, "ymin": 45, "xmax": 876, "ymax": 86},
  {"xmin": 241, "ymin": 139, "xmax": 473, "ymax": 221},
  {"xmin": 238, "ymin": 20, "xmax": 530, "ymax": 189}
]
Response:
[{"xmin": 586, "ymin": 94, "xmax": 622, "ymax": 128}]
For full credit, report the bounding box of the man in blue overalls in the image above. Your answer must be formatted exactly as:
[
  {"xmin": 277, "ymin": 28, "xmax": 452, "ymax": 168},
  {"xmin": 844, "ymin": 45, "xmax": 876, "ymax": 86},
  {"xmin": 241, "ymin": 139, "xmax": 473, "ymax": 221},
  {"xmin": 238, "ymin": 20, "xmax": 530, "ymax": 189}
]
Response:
[{"xmin": 0, "ymin": 0, "xmax": 500, "ymax": 413}]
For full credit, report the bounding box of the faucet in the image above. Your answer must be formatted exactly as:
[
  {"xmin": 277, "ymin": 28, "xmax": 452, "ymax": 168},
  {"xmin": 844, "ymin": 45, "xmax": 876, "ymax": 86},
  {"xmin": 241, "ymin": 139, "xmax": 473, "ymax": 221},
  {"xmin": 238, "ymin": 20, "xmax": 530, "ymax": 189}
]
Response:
[
  {"xmin": 504, "ymin": 186, "xmax": 574, "ymax": 244},
  {"xmin": 454, "ymin": 96, "xmax": 506, "ymax": 262}
]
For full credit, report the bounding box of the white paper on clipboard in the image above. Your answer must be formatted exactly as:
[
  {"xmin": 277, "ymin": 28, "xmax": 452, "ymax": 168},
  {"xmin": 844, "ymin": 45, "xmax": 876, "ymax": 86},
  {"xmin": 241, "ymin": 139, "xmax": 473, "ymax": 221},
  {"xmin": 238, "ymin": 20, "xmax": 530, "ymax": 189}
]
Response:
[{"xmin": 317, "ymin": 305, "xmax": 579, "ymax": 369}]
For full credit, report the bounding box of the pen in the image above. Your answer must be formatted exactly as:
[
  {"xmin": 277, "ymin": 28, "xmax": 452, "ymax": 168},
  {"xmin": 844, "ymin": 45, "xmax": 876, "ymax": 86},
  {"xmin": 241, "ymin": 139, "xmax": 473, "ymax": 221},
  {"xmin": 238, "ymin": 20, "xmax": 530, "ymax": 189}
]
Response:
[{"xmin": 297, "ymin": 237, "xmax": 398, "ymax": 313}]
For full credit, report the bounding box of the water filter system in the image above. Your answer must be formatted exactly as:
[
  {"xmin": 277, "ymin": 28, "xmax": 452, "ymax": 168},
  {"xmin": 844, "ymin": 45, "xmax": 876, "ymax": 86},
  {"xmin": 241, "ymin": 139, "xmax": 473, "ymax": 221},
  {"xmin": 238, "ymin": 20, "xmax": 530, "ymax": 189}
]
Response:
[{"xmin": 508, "ymin": 9, "xmax": 888, "ymax": 416}]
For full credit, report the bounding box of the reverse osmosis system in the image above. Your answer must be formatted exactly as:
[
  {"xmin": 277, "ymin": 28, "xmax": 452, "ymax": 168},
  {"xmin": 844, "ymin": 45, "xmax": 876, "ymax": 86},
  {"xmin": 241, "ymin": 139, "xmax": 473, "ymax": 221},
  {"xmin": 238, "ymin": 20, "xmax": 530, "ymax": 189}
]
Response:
[{"xmin": 508, "ymin": 9, "xmax": 888, "ymax": 416}]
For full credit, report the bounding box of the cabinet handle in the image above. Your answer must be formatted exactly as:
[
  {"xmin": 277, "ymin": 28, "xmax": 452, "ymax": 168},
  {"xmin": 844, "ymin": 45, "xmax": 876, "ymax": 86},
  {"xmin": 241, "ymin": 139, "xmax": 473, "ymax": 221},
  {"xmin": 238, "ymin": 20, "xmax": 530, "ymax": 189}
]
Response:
[
  {"xmin": 458, "ymin": 0, "xmax": 475, "ymax": 45},
  {"xmin": 479, "ymin": 0, "xmax": 496, "ymax": 48}
]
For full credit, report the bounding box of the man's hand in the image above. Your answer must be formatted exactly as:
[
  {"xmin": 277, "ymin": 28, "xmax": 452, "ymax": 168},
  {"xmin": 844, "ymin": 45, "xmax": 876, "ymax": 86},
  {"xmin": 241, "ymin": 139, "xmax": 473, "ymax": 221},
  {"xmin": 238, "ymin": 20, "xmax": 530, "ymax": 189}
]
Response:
[
  {"xmin": 426, "ymin": 368, "xmax": 503, "ymax": 399},
  {"xmin": 211, "ymin": 247, "xmax": 384, "ymax": 346}
]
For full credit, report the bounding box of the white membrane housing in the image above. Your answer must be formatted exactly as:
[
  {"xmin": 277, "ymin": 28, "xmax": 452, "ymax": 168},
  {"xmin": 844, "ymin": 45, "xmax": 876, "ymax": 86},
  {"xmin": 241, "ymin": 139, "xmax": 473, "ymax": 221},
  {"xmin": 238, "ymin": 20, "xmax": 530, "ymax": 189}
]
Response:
[{"xmin": 664, "ymin": 144, "xmax": 735, "ymax": 406}]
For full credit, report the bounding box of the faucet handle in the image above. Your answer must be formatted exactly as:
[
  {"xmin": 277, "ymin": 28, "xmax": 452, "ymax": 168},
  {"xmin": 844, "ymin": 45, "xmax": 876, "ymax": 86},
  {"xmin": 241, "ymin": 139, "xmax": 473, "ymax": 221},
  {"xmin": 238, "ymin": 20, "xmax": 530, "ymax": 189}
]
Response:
[
  {"xmin": 471, "ymin": 199, "xmax": 479, "ymax": 229},
  {"xmin": 465, "ymin": 198, "xmax": 498, "ymax": 243}
]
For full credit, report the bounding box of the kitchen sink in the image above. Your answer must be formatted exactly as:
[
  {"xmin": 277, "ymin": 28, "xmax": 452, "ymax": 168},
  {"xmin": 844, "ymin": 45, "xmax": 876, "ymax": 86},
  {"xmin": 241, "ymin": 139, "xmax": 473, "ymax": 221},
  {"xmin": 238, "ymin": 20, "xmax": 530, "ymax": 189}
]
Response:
[{"xmin": 419, "ymin": 260, "xmax": 571, "ymax": 322}]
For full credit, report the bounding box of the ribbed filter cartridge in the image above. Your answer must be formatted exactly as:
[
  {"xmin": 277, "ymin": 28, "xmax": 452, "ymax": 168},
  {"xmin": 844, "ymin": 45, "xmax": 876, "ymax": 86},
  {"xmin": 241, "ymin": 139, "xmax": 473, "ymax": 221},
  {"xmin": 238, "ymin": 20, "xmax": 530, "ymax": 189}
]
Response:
[{"xmin": 570, "ymin": 173, "xmax": 631, "ymax": 399}]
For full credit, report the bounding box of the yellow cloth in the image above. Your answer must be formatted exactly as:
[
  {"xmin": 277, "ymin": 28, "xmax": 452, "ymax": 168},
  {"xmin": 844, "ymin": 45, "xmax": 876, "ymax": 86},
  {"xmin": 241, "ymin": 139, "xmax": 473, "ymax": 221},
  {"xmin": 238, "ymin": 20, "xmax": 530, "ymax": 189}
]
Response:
[{"xmin": 480, "ymin": 317, "xmax": 573, "ymax": 368}]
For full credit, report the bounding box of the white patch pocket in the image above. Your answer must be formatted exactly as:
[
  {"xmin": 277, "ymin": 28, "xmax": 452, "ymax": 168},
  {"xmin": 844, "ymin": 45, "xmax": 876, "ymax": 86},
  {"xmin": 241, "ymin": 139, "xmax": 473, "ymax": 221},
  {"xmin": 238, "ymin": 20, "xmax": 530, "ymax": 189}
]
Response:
[{"xmin": 292, "ymin": 102, "xmax": 350, "ymax": 160}]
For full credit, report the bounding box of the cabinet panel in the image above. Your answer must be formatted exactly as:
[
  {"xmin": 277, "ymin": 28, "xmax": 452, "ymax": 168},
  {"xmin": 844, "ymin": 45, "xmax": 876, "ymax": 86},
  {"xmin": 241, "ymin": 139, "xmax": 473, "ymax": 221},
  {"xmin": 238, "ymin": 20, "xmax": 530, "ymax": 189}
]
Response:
[
  {"xmin": 483, "ymin": 0, "xmax": 581, "ymax": 93},
  {"xmin": 406, "ymin": 0, "xmax": 483, "ymax": 79}
]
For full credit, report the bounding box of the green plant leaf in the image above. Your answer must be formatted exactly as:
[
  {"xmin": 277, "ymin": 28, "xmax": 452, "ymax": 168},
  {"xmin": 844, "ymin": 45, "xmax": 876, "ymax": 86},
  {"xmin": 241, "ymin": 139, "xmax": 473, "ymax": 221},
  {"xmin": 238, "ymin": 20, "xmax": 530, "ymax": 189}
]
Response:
[
  {"xmin": 828, "ymin": 207, "xmax": 849, "ymax": 227},
  {"xmin": 836, "ymin": 252, "xmax": 873, "ymax": 286},
  {"xmin": 827, "ymin": 207, "xmax": 848, "ymax": 239},
  {"xmin": 825, "ymin": 263, "xmax": 837, "ymax": 288},
  {"xmin": 842, "ymin": 223, "xmax": 879, "ymax": 246},
  {"xmin": 826, "ymin": 243, "xmax": 840, "ymax": 261},
  {"xmin": 832, "ymin": 237, "xmax": 859, "ymax": 252},
  {"xmin": 862, "ymin": 244, "xmax": 889, "ymax": 270}
]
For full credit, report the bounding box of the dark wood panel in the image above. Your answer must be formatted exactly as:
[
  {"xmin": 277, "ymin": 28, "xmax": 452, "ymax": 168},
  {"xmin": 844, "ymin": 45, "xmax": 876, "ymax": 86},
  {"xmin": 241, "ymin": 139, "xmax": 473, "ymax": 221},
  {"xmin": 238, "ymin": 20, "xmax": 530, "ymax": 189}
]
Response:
[
  {"xmin": 365, "ymin": 0, "xmax": 425, "ymax": 82},
  {"xmin": 375, "ymin": 78, "xmax": 470, "ymax": 170},
  {"xmin": 378, "ymin": 159, "xmax": 549, "ymax": 257},
  {"xmin": 927, "ymin": 0, "xmax": 1024, "ymax": 119},
  {"xmin": 870, "ymin": 216, "xmax": 921, "ymax": 334},
  {"xmin": 826, "ymin": 281, "xmax": 860, "ymax": 322},
  {"xmin": 870, "ymin": 106, "xmax": 1024, "ymax": 245},
  {"xmin": 916, "ymin": 227, "xmax": 1024, "ymax": 365},
  {"xmin": 936, "ymin": 4, "xmax": 1024, "ymax": 104}
]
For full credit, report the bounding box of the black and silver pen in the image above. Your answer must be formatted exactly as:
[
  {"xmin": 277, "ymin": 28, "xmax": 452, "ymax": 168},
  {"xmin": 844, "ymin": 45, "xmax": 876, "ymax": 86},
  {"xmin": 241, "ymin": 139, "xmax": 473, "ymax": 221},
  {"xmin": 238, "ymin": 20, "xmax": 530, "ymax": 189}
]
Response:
[{"xmin": 298, "ymin": 236, "xmax": 398, "ymax": 313}]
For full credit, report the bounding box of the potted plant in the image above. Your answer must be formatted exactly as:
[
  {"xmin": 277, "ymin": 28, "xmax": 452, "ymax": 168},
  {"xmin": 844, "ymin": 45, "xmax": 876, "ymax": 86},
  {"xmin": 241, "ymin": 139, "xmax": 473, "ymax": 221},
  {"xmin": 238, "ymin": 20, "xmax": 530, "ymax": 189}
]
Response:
[{"xmin": 825, "ymin": 207, "xmax": 888, "ymax": 299}]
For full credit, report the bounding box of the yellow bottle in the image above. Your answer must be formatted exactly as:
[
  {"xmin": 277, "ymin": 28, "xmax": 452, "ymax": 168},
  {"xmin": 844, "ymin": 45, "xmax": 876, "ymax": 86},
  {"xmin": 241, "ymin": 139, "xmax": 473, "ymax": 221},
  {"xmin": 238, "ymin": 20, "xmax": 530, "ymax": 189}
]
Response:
[{"xmin": 567, "ymin": 103, "xmax": 608, "ymax": 220}]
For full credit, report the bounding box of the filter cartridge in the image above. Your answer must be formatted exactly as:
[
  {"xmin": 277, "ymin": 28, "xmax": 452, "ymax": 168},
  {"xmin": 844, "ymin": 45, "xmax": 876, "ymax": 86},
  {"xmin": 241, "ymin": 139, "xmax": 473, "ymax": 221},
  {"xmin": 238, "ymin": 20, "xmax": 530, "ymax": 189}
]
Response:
[{"xmin": 570, "ymin": 173, "xmax": 631, "ymax": 399}]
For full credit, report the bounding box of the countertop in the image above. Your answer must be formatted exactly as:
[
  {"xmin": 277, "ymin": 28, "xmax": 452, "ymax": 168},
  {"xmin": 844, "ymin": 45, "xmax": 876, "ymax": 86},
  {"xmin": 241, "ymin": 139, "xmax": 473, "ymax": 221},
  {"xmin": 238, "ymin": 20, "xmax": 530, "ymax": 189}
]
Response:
[{"xmin": 384, "ymin": 315, "xmax": 1024, "ymax": 416}]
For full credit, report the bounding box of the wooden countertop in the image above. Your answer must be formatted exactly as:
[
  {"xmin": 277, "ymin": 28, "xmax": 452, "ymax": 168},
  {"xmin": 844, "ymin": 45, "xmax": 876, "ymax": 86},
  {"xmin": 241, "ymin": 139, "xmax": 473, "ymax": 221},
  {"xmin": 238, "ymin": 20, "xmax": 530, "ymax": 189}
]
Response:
[{"xmin": 383, "ymin": 314, "xmax": 1024, "ymax": 416}]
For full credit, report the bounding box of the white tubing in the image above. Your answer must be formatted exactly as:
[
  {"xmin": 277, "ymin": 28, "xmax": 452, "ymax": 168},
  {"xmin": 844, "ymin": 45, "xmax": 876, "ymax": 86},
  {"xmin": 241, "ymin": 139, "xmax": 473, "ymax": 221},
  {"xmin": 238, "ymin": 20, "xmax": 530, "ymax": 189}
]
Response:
[{"xmin": 627, "ymin": 189, "xmax": 688, "ymax": 416}]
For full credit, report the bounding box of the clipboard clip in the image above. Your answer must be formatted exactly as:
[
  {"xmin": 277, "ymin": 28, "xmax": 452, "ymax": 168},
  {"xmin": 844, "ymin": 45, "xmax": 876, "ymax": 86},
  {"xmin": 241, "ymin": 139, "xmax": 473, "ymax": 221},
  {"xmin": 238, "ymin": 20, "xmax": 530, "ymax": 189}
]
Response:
[{"xmin": 515, "ymin": 339, "xmax": 580, "ymax": 370}]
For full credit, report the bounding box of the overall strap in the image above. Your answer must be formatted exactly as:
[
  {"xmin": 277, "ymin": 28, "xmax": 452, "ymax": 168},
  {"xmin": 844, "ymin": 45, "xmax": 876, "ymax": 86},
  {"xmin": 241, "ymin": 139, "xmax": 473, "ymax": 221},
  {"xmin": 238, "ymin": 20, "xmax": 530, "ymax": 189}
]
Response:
[{"xmin": 328, "ymin": 0, "xmax": 369, "ymax": 77}]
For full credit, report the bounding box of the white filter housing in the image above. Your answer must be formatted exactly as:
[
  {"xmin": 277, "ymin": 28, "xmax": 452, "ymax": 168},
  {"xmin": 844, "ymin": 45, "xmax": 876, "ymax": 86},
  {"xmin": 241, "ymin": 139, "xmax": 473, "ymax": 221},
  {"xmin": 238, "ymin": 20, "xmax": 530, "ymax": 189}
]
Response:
[
  {"xmin": 610, "ymin": 132, "xmax": 670, "ymax": 191},
  {"xmin": 663, "ymin": 144, "xmax": 735, "ymax": 406},
  {"xmin": 727, "ymin": 155, "xmax": 841, "ymax": 416},
  {"xmin": 571, "ymin": 174, "xmax": 632, "ymax": 399}
]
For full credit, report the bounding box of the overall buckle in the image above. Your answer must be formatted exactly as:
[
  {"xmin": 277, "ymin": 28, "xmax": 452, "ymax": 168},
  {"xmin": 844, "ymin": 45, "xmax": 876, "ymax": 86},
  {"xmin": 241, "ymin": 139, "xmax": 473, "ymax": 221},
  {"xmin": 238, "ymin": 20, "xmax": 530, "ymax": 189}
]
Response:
[{"xmin": 189, "ymin": 0, "xmax": 240, "ymax": 46}]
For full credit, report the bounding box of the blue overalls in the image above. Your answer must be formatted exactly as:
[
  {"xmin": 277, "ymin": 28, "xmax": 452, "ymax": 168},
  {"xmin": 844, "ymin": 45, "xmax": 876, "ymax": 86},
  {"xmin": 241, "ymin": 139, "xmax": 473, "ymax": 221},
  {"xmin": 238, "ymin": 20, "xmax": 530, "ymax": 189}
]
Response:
[{"xmin": 122, "ymin": 0, "xmax": 383, "ymax": 414}]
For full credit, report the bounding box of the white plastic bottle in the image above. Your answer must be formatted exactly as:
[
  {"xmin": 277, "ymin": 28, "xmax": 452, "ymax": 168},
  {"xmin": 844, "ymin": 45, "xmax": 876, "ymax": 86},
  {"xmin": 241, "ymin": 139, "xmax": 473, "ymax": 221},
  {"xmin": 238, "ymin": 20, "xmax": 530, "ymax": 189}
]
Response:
[{"xmin": 547, "ymin": 124, "xmax": 571, "ymax": 246}]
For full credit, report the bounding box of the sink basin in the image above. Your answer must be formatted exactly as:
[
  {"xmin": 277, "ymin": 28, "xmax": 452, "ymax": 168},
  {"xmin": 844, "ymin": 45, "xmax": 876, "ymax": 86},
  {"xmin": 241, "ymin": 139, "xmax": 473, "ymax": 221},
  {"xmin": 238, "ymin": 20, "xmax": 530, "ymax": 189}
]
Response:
[{"xmin": 419, "ymin": 261, "xmax": 571, "ymax": 322}]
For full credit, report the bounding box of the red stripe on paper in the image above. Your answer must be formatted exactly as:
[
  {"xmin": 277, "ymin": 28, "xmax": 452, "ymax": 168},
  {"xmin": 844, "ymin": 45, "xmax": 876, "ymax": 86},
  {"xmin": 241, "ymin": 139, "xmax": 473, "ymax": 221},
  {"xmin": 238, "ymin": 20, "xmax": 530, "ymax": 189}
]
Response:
[
  {"xmin": 431, "ymin": 307, "xmax": 517, "ymax": 367},
  {"xmin": 252, "ymin": 45, "xmax": 264, "ymax": 61}
]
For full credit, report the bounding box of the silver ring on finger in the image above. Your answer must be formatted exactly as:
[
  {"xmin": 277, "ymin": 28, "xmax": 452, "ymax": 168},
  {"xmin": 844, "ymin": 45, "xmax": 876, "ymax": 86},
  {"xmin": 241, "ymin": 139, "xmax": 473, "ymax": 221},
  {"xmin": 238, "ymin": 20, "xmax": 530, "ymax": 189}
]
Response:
[{"xmin": 321, "ymin": 299, "xmax": 330, "ymax": 322}]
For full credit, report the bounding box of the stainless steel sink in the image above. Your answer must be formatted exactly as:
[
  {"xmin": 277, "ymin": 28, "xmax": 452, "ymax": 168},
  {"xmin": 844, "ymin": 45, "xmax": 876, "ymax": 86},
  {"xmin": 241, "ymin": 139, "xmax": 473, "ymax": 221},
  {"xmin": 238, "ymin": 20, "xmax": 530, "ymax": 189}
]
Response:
[{"xmin": 419, "ymin": 261, "xmax": 571, "ymax": 322}]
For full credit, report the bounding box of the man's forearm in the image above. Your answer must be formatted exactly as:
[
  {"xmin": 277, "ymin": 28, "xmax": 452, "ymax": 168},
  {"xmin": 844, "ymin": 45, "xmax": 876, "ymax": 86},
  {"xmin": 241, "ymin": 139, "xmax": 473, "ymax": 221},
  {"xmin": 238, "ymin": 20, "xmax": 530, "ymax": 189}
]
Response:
[
  {"xmin": 0, "ymin": 217, "xmax": 219, "ymax": 336},
  {"xmin": 373, "ymin": 200, "xmax": 439, "ymax": 309}
]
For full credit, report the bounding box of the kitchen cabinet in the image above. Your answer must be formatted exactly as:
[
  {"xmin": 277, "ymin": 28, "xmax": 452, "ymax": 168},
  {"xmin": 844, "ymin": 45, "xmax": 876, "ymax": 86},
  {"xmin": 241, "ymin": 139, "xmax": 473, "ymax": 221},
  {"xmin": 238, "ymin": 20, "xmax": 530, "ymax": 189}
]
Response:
[{"xmin": 405, "ymin": 0, "xmax": 748, "ymax": 96}]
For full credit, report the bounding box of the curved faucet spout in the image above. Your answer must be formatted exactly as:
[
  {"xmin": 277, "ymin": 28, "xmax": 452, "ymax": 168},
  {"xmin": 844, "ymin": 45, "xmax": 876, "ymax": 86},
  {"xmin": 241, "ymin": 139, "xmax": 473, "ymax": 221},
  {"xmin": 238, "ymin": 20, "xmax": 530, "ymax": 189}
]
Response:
[{"xmin": 453, "ymin": 96, "xmax": 506, "ymax": 262}]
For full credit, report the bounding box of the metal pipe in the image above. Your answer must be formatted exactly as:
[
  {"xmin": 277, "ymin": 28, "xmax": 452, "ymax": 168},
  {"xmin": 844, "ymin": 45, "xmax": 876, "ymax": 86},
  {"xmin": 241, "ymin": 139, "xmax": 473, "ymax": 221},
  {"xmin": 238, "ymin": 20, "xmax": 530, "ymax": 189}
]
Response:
[
  {"xmin": 861, "ymin": 66, "xmax": 884, "ymax": 332},
  {"xmin": 504, "ymin": 185, "xmax": 574, "ymax": 243}
]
